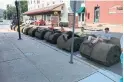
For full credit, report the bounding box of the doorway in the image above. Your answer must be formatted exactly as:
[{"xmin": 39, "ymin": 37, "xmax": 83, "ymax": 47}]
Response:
[{"xmin": 94, "ymin": 6, "xmax": 100, "ymax": 23}]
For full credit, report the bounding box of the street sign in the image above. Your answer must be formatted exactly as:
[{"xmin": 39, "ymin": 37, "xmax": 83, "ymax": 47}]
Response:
[
  {"xmin": 70, "ymin": 0, "xmax": 82, "ymax": 12},
  {"xmin": 69, "ymin": 0, "xmax": 83, "ymax": 64}
]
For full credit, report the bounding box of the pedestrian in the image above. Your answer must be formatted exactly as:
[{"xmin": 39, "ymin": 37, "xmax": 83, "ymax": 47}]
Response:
[
  {"xmin": 87, "ymin": 27, "xmax": 111, "ymax": 44},
  {"xmin": 120, "ymin": 35, "xmax": 123, "ymax": 82}
]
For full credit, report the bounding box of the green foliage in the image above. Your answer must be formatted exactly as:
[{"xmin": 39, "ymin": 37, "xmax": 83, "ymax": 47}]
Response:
[
  {"xmin": 19, "ymin": 1, "xmax": 28, "ymax": 13},
  {"xmin": 5, "ymin": 5, "xmax": 16, "ymax": 20},
  {"xmin": 3, "ymin": 1, "xmax": 28, "ymax": 20}
]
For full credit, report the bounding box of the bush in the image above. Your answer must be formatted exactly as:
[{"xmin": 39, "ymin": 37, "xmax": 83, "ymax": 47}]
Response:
[{"xmin": 59, "ymin": 22, "xmax": 68, "ymax": 27}]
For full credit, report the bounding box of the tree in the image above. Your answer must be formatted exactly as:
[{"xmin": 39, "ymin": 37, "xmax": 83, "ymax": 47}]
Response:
[
  {"xmin": 19, "ymin": 0, "xmax": 28, "ymax": 13},
  {"xmin": 3, "ymin": 1, "xmax": 28, "ymax": 20},
  {"xmin": 19, "ymin": 0, "xmax": 28, "ymax": 21},
  {"xmin": 4, "ymin": 4, "xmax": 16, "ymax": 20}
]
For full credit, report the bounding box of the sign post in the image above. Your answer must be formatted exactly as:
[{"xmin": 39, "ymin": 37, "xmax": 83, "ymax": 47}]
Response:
[
  {"xmin": 69, "ymin": 1, "xmax": 76, "ymax": 64},
  {"xmin": 69, "ymin": 0, "xmax": 81, "ymax": 64}
]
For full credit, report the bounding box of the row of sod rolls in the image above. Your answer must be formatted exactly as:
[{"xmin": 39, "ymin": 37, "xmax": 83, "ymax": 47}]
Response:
[{"xmin": 12, "ymin": 25, "xmax": 121, "ymax": 67}]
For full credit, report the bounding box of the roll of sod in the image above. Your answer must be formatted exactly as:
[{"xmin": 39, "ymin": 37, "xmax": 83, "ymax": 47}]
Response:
[
  {"xmin": 20, "ymin": 26, "xmax": 25, "ymax": 33},
  {"xmin": 64, "ymin": 37, "xmax": 86, "ymax": 52},
  {"xmin": 23, "ymin": 27, "xmax": 32, "ymax": 35},
  {"xmin": 48, "ymin": 33, "xmax": 61, "ymax": 44},
  {"xmin": 35, "ymin": 29, "xmax": 49, "ymax": 40},
  {"xmin": 44, "ymin": 31, "xmax": 53, "ymax": 42},
  {"xmin": 57, "ymin": 34, "xmax": 67, "ymax": 49},
  {"xmin": 28, "ymin": 28, "xmax": 38, "ymax": 37},
  {"xmin": 108, "ymin": 37, "xmax": 121, "ymax": 47},
  {"xmin": 79, "ymin": 42, "xmax": 121, "ymax": 67}
]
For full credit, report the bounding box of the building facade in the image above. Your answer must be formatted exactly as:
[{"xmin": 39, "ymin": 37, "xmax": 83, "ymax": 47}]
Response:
[
  {"xmin": 85, "ymin": 1, "xmax": 123, "ymax": 24},
  {"xmin": 25, "ymin": 0, "xmax": 70, "ymax": 26},
  {"xmin": 24, "ymin": 0, "xmax": 85, "ymax": 27}
]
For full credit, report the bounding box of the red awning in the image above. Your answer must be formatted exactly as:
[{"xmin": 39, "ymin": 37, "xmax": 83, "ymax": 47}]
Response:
[{"xmin": 24, "ymin": 3, "xmax": 64, "ymax": 15}]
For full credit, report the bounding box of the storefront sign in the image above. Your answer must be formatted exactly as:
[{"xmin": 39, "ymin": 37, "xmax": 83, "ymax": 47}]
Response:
[
  {"xmin": 109, "ymin": 5, "xmax": 123, "ymax": 14},
  {"xmin": 51, "ymin": 16, "xmax": 59, "ymax": 27}
]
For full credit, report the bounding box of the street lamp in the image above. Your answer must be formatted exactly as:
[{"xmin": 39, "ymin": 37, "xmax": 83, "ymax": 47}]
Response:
[{"xmin": 15, "ymin": 0, "xmax": 22, "ymax": 40}]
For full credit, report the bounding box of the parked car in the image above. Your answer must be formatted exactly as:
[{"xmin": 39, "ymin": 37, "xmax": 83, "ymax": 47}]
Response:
[
  {"xmin": 26, "ymin": 19, "xmax": 35, "ymax": 24},
  {"xmin": 34, "ymin": 19, "xmax": 46, "ymax": 26}
]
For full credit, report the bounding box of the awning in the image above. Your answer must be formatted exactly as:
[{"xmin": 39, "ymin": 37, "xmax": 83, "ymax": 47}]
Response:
[
  {"xmin": 77, "ymin": 7, "xmax": 85, "ymax": 13},
  {"xmin": 24, "ymin": 3, "xmax": 64, "ymax": 15}
]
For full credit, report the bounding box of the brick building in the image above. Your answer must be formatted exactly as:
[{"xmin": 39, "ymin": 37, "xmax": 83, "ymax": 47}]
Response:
[
  {"xmin": 24, "ymin": 0, "xmax": 85, "ymax": 27},
  {"xmin": 85, "ymin": 1, "xmax": 123, "ymax": 24}
]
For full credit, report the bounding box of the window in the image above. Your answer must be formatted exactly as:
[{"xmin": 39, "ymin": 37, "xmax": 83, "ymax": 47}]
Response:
[
  {"xmin": 95, "ymin": 11, "xmax": 99, "ymax": 19},
  {"xmin": 47, "ymin": 2, "xmax": 49, "ymax": 6},
  {"xmin": 60, "ymin": 0, "xmax": 63, "ymax": 2},
  {"xmin": 82, "ymin": 1, "xmax": 84, "ymax": 3},
  {"xmin": 47, "ymin": 15, "xmax": 51, "ymax": 21},
  {"xmin": 53, "ymin": 1, "xmax": 55, "ymax": 4},
  {"xmin": 37, "ymin": 0, "xmax": 40, "ymax": 4},
  {"xmin": 42, "ymin": 4, "xmax": 44, "ymax": 7},
  {"xmin": 82, "ymin": 13, "xmax": 84, "ymax": 21},
  {"xmin": 78, "ymin": 13, "xmax": 81, "ymax": 21},
  {"xmin": 44, "ymin": 15, "xmax": 46, "ymax": 21},
  {"xmin": 61, "ymin": 6, "xmax": 63, "ymax": 10}
]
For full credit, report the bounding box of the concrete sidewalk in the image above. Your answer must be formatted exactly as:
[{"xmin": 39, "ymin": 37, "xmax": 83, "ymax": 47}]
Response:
[{"xmin": 0, "ymin": 28, "xmax": 121, "ymax": 82}]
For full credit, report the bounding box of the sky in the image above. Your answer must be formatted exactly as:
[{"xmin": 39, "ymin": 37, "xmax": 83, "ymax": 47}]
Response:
[{"xmin": 0, "ymin": 0, "xmax": 15, "ymax": 9}]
